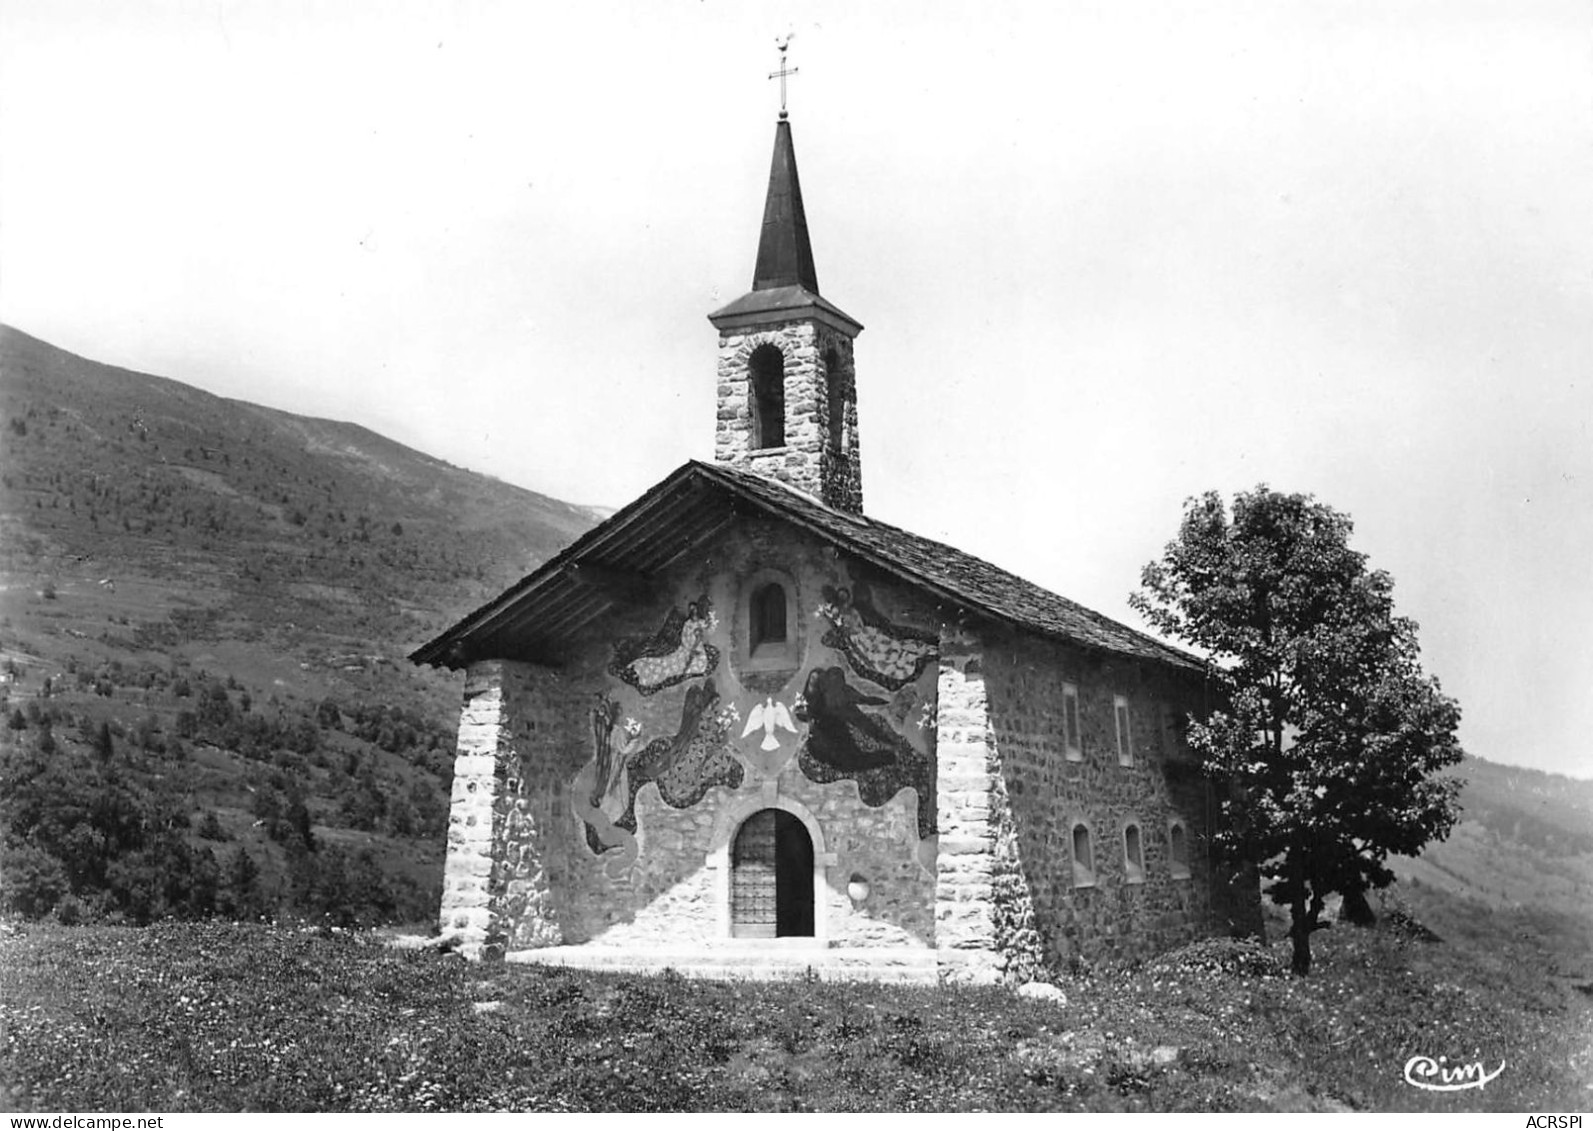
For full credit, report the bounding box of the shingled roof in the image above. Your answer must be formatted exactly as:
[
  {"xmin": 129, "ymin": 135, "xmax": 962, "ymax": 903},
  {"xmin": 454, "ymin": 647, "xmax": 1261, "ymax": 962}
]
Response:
[{"xmin": 410, "ymin": 459, "xmax": 1202, "ymax": 674}]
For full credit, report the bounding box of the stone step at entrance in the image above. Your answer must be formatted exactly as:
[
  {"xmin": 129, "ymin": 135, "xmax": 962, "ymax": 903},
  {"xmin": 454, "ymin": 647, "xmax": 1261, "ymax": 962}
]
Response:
[{"xmin": 504, "ymin": 945, "xmax": 942, "ymax": 984}]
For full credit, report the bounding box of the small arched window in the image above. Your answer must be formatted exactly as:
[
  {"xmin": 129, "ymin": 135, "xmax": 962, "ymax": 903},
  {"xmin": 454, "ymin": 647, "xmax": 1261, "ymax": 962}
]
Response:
[
  {"xmin": 1123, "ymin": 823, "xmax": 1145, "ymax": 883},
  {"xmin": 740, "ymin": 571, "xmax": 799, "ymax": 672},
  {"xmin": 749, "ymin": 344, "xmax": 785, "ymax": 450},
  {"xmin": 1169, "ymin": 821, "xmax": 1190, "ymax": 879},
  {"xmin": 750, "ymin": 582, "xmax": 788, "ymax": 652},
  {"xmin": 1072, "ymin": 823, "xmax": 1095, "ymax": 888}
]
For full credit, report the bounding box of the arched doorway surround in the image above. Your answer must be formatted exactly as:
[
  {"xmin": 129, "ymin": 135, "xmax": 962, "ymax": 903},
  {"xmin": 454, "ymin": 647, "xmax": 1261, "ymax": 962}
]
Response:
[
  {"xmin": 731, "ymin": 809, "xmax": 813, "ymax": 937},
  {"xmin": 708, "ymin": 790, "xmax": 835, "ymax": 943}
]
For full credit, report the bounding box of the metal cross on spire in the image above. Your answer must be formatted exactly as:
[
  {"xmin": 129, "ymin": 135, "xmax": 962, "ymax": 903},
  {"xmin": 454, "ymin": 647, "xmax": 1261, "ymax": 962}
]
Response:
[{"xmin": 769, "ymin": 34, "xmax": 798, "ymax": 119}]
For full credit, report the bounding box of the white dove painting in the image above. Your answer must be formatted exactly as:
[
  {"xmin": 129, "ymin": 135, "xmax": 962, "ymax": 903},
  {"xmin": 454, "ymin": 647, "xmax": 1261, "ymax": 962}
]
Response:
[{"xmin": 741, "ymin": 697, "xmax": 799, "ymax": 751}]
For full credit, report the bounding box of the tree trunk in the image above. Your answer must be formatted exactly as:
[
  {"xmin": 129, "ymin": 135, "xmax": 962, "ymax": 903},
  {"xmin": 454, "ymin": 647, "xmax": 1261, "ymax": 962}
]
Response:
[
  {"xmin": 1289, "ymin": 920, "xmax": 1312, "ymax": 975},
  {"xmin": 1340, "ymin": 886, "xmax": 1376, "ymax": 927},
  {"xmin": 1289, "ymin": 889, "xmax": 1315, "ymax": 975}
]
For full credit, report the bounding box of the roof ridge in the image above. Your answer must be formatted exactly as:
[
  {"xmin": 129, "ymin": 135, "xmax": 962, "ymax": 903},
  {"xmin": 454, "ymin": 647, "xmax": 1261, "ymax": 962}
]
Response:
[
  {"xmin": 694, "ymin": 459, "xmax": 870, "ymax": 525},
  {"xmin": 694, "ymin": 461, "xmax": 1200, "ymax": 668},
  {"xmin": 414, "ymin": 460, "xmax": 1204, "ymax": 673}
]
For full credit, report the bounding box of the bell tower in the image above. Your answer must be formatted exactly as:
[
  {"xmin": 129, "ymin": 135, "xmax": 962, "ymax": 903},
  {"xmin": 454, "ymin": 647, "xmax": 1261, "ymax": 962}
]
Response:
[{"xmin": 708, "ymin": 110, "xmax": 865, "ymax": 515}]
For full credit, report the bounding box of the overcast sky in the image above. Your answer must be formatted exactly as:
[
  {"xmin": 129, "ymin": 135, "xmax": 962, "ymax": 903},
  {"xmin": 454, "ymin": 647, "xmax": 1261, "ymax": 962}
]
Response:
[{"xmin": 3, "ymin": 1, "xmax": 1589, "ymax": 780}]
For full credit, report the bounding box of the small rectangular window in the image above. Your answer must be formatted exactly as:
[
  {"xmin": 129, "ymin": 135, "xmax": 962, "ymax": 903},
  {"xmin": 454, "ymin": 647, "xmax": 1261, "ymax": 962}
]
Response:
[
  {"xmin": 1114, "ymin": 695, "xmax": 1133, "ymax": 766},
  {"xmin": 1161, "ymin": 706, "xmax": 1187, "ymax": 760},
  {"xmin": 1063, "ymin": 683, "xmax": 1082, "ymax": 761}
]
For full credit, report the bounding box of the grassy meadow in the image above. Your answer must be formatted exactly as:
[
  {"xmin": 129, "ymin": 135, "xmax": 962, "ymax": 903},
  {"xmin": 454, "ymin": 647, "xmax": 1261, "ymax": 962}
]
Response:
[{"xmin": 2, "ymin": 884, "xmax": 1588, "ymax": 1113}]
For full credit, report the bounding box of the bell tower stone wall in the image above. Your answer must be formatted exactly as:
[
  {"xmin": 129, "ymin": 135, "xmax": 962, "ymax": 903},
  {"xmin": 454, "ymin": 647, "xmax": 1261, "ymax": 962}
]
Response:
[
  {"xmin": 708, "ymin": 114, "xmax": 865, "ymax": 514},
  {"xmin": 713, "ymin": 316, "xmax": 862, "ymax": 513}
]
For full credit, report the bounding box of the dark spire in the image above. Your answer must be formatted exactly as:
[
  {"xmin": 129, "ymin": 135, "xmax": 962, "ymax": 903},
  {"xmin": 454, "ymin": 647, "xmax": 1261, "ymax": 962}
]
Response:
[{"xmin": 752, "ymin": 118, "xmax": 820, "ymax": 294}]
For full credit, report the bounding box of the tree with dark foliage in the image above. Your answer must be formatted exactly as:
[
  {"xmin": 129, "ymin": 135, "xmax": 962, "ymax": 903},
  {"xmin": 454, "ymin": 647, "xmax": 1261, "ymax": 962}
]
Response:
[{"xmin": 1132, "ymin": 486, "xmax": 1464, "ymax": 974}]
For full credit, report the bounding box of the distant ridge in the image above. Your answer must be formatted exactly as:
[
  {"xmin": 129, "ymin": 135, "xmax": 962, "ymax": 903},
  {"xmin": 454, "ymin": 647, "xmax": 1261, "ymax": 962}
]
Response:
[
  {"xmin": 1393, "ymin": 752, "xmax": 1593, "ymax": 918},
  {"xmin": 0, "ymin": 322, "xmax": 599, "ymax": 638}
]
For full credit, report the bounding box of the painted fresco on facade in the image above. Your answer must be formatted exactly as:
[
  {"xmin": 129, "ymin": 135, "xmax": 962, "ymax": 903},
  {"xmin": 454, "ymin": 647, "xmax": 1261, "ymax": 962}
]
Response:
[
  {"xmin": 584, "ymin": 694, "xmax": 642, "ymax": 812},
  {"xmin": 577, "ymin": 679, "xmax": 744, "ymax": 856},
  {"xmin": 608, "ymin": 595, "xmax": 720, "ymax": 695},
  {"xmin": 817, "ymin": 582, "xmax": 938, "ymax": 691},
  {"xmin": 793, "ymin": 665, "xmax": 937, "ymax": 839},
  {"xmin": 741, "ymin": 696, "xmax": 799, "ymax": 750},
  {"xmin": 571, "ymin": 563, "xmax": 939, "ymax": 876}
]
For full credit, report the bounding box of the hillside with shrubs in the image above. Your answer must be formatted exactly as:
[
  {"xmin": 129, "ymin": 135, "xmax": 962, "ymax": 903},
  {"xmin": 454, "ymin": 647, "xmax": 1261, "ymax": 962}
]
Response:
[{"xmin": 0, "ymin": 325, "xmax": 599, "ymax": 925}]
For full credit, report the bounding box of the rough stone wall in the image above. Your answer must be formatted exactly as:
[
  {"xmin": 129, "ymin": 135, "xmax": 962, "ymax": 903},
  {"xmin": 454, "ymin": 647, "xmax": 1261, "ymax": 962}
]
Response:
[
  {"xmin": 977, "ymin": 627, "xmax": 1253, "ymax": 968},
  {"xmin": 437, "ymin": 661, "xmax": 515, "ymax": 955},
  {"xmin": 456, "ymin": 518, "xmax": 940, "ymax": 954},
  {"xmin": 484, "ymin": 662, "xmax": 594, "ymax": 958},
  {"xmin": 436, "ymin": 659, "xmax": 595, "ymax": 958},
  {"xmin": 933, "ymin": 626, "xmax": 1043, "ymax": 984},
  {"xmin": 816, "ymin": 335, "xmax": 862, "ymax": 513},
  {"xmin": 714, "ymin": 318, "xmax": 862, "ymax": 513}
]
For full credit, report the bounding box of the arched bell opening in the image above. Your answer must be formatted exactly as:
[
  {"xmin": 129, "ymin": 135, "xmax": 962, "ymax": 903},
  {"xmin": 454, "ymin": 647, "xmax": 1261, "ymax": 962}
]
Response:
[{"xmin": 748, "ymin": 344, "xmax": 786, "ymax": 450}]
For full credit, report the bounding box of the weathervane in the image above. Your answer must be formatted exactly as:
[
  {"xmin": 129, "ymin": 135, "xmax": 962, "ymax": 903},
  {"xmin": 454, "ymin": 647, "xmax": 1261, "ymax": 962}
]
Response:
[{"xmin": 770, "ymin": 33, "xmax": 798, "ymax": 119}]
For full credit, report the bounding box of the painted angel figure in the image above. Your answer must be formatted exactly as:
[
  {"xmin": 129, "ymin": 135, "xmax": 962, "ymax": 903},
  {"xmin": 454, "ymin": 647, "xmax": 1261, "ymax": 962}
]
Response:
[{"xmin": 741, "ymin": 696, "xmax": 799, "ymax": 751}]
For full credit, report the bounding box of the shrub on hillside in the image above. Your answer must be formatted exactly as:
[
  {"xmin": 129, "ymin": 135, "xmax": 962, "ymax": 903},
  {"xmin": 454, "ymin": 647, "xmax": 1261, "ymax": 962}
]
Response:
[
  {"xmin": 1149, "ymin": 938, "xmax": 1286, "ymax": 979},
  {"xmin": 0, "ymin": 842, "xmax": 69, "ymax": 917},
  {"xmin": 53, "ymin": 893, "xmax": 86, "ymax": 926},
  {"xmin": 316, "ymin": 697, "xmax": 344, "ymax": 730}
]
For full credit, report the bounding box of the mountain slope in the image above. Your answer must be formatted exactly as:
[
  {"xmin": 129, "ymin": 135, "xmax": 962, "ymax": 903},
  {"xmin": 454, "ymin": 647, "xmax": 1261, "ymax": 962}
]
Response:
[
  {"xmin": 0, "ymin": 324, "xmax": 599, "ymax": 633},
  {"xmin": 0, "ymin": 324, "xmax": 601, "ymax": 921},
  {"xmin": 1392, "ymin": 755, "xmax": 1593, "ymax": 933}
]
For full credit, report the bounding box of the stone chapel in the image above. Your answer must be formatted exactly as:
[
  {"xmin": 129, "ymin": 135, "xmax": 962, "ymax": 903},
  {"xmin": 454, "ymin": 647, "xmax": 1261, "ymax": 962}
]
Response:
[{"xmin": 411, "ymin": 111, "xmax": 1260, "ymax": 982}]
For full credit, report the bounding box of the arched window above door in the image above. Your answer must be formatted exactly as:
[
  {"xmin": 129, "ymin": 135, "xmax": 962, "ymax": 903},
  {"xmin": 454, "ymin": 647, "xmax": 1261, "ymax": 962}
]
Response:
[
  {"xmin": 738, "ymin": 569, "xmax": 800, "ymax": 674},
  {"xmin": 750, "ymin": 582, "xmax": 788, "ymax": 651}
]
